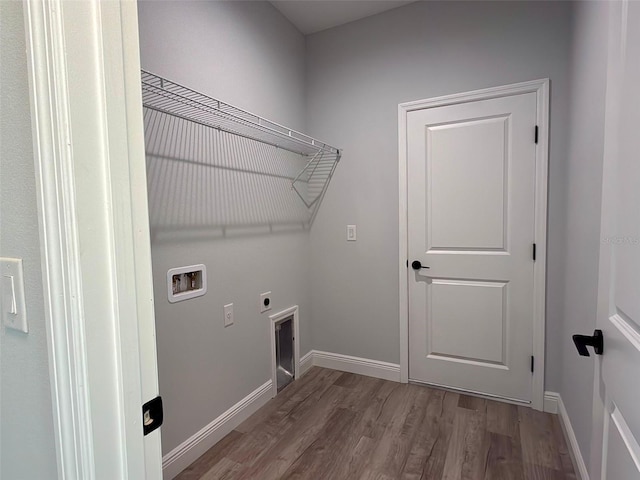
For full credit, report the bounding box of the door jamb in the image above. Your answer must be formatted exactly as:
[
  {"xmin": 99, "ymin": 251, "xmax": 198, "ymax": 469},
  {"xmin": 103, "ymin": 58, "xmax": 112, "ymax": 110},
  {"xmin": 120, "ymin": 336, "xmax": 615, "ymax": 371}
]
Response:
[
  {"xmin": 23, "ymin": 0, "xmax": 162, "ymax": 476},
  {"xmin": 397, "ymin": 79, "xmax": 549, "ymax": 411}
]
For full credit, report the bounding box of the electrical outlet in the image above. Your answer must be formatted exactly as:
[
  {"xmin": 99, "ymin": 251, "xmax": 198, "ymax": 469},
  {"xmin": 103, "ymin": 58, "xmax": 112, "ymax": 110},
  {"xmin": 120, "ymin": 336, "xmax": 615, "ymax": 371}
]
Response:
[
  {"xmin": 260, "ymin": 291, "xmax": 272, "ymax": 313},
  {"xmin": 347, "ymin": 225, "xmax": 357, "ymax": 241},
  {"xmin": 224, "ymin": 303, "xmax": 234, "ymax": 327}
]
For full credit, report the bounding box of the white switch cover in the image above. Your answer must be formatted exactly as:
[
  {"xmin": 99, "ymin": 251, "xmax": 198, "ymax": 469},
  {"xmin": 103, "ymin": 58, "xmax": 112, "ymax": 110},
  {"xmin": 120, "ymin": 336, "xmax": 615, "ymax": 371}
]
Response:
[
  {"xmin": 1, "ymin": 258, "xmax": 28, "ymax": 333},
  {"xmin": 224, "ymin": 303, "xmax": 234, "ymax": 327},
  {"xmin": 347, "ymin": 225, "xmax": 357, "ymax": 241}
]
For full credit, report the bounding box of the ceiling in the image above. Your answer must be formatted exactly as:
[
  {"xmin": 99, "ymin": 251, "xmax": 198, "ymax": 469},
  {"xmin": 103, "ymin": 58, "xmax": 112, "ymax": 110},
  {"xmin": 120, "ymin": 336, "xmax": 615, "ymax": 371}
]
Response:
[{"xmin": 270, "ymin": 0, "xmax": 416, "ymax": 35}]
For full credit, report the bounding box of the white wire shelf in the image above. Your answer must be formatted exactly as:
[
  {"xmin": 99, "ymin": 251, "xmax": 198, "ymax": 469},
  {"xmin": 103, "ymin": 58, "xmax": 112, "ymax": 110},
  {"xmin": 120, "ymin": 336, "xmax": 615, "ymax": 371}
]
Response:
[
  {"xmin": 140, "ymin": 70, "xmax": 342, "ymax": 229},
  {"xmin": 141, "ymin": 70, "xmax": 340, "ymax": 158}
]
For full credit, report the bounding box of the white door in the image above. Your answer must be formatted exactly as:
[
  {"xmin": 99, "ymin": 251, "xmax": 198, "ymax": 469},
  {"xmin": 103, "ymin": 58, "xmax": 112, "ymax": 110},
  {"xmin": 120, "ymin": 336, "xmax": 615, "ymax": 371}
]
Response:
[
  {"xmin": 590, "ymin": 2, "xmax": 640, "ymax": 478},
  {"xmin": 407, "ymin": 90, "xmax": 538, "ymax": 402}
]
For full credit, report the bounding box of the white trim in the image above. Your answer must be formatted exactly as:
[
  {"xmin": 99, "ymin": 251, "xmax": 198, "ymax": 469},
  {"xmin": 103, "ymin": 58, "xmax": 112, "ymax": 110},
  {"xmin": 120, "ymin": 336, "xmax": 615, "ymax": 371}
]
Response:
[
  {"xmin": 308, "ymin": 350, "xmax": 401, "ymax": 382},
  {"xmin": 532, "ymin": 79, "xmax": 550, "ymax": 413},
  {"xmin": 299, "ymin": 351, "xmax": 314, "ymax": 376},
  {"xmin": 398, "ymin": 79, "xmax": 549, "ymax": 410},
  {"xmin": 543, "ymin": 391, "xmax": 560, "ymax": 414},
  {"xmin": 398, "ymin": 99, "xmax": 409, "ymax": 384},
  {"xmin": 609, "ymin": 313, "xmax": 640, "ymax": 352},
  {"xmin": 24, "ymin": 0, "xmax": 162, "ymax": 477},
  {"xmin": 268, "ymin": 306, "xmax": 300, "ymax": 398},
  {"xmin": 555, "ymin": 393, "xmax": 591, "ymax": 480},
  {"xmin": 399, "ymin": 80, "xmax": 551, "ymax": 112},
  {"xmin": 112, "ymin": 2, "xmax": 164, "ymax": 475},
  {"xmin": 610, "ymin": 406, "xmax": 640, "ymax": 474},
  {"xmin": 24, "ymin": 1, "xmax": 94, "ymax": 476},
  {"xmin": 162, "ymin": 381, "xmax": 273, "ymax": 480}
]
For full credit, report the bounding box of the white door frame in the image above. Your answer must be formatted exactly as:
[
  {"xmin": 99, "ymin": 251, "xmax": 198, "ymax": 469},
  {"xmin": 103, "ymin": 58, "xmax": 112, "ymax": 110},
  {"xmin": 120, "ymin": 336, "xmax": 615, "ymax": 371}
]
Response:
[
  {"xmin": 23, "ymin": 0, "xmax": 162, "ymax": 477},
  {"xmin": 398, "ymin": 79, "xmax": 549, "ymax": 411}
]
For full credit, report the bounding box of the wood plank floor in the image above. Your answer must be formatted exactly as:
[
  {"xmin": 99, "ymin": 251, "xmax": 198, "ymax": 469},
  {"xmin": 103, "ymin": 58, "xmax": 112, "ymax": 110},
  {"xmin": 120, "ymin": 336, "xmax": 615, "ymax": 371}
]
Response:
[{"xmin": 176, "ymin": 367, "xmax": 576, "ymax": 480}]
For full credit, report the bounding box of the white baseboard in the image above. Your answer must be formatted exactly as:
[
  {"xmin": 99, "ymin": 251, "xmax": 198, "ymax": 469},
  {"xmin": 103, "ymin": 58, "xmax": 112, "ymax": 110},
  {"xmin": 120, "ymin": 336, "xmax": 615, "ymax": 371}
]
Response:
[
  {"xmin": 299, "ymin": 350, "xmax": 314, "ymax": 376},
  {"xmin": 543, "ymin": 391, "xmax": 560, "ymax": 414},
  {"xmin": 544, "ymin": 391, "xmax": 589, "ymax": 480},
  {"xmin": 162, "ymin": 380, "xmax": 273, "ymax": 479},
  {"xmin": 308, "ymin": 350, "xmax": 401, "ymax": 382}
]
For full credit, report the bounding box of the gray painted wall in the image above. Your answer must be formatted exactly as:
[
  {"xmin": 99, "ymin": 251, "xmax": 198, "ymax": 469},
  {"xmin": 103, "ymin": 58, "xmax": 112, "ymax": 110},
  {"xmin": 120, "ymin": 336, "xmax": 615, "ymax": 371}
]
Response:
[
  {"xmin": 305, "ymin": 0, "xmax": 573, "ymax": 391},
  {"xmin": 560, "ymin": 0, "xmax": 609, "ymax": 464},
  {"xmin": 139, "ymin": 0, "xmax": 606, "ymax": 468},
  {"xmin": 0, "ymin": 1, "xmax": 58, "ymax": 478},
  {"xmin": 0, "ymin": 0, "xmax": 608, "ymax": 474},
  {"xmin": 137, "ymin": 0, "xmax": 310, "ymax": 455}
]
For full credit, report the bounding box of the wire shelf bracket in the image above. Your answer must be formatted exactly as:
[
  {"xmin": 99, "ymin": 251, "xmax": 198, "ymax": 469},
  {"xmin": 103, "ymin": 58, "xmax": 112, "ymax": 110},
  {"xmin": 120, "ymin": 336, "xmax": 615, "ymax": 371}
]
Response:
[{"xmin": 141, "ymin": 70, "xmax": 341, "ymax": 222}]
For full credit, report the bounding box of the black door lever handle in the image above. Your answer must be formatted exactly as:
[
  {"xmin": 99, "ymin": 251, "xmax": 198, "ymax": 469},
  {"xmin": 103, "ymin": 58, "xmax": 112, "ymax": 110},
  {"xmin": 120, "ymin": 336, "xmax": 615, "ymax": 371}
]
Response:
[
  {"xmin": 572, "ymin": 329, "xmax": 604, "ymax": 356},
  {"xmin": 411, "ymin": 260, "xmax": 430, "ymax": 270}
]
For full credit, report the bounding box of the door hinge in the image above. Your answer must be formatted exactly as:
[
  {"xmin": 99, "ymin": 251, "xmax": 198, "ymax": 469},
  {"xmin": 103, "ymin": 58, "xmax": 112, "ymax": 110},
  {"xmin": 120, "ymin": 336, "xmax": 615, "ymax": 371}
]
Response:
[
  {"xmin": 142, "ymin": 396, "xmax": 163, "ymax": 436},
  {"xmin": 532, "ymin": 243, "xmax": 537, "ymax": 261},
  {"xmin": 534, "ymin": 125, "xmax": 539, "ymax": 144},
  {"xmin": 531, "ymin": 355, "xmax": 535, "ymax": 373}
]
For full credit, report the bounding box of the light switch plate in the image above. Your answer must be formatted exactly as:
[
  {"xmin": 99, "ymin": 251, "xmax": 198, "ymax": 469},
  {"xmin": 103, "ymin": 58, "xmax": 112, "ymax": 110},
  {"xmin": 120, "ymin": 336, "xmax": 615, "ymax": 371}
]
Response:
[
  {"xmin": 347, "ymin": 225, "xmax": 357, "ymax": 241},
  {"xmin": 1, "ymin": 257, "xmax": 28, "ymax": 333},
  {"xmin": 224, "ymin": 303, "xmax": 234, "ymax": 327}
]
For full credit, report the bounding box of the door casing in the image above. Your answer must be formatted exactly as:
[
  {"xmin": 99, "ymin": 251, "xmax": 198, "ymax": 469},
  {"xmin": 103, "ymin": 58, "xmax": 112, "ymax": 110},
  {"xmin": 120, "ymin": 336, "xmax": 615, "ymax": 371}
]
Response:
[
  {"xmin": 398, "ymin": 80, "xmax": 549, "ymax": 410},
  {"xmin": 23, "ymin": 0, "xmax": 162, "ymax": 477}
]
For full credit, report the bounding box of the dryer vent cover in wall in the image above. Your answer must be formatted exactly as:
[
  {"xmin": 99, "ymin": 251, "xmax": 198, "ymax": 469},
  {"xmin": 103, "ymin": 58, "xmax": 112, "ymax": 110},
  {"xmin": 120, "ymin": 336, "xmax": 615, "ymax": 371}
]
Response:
[
  {"xmin": 140, "ymin": 70, "xmax": 341, "ymax": 233},
  {"xmin": 275, "ymin": 316, "xmax": 295, "ymax": 392}
]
